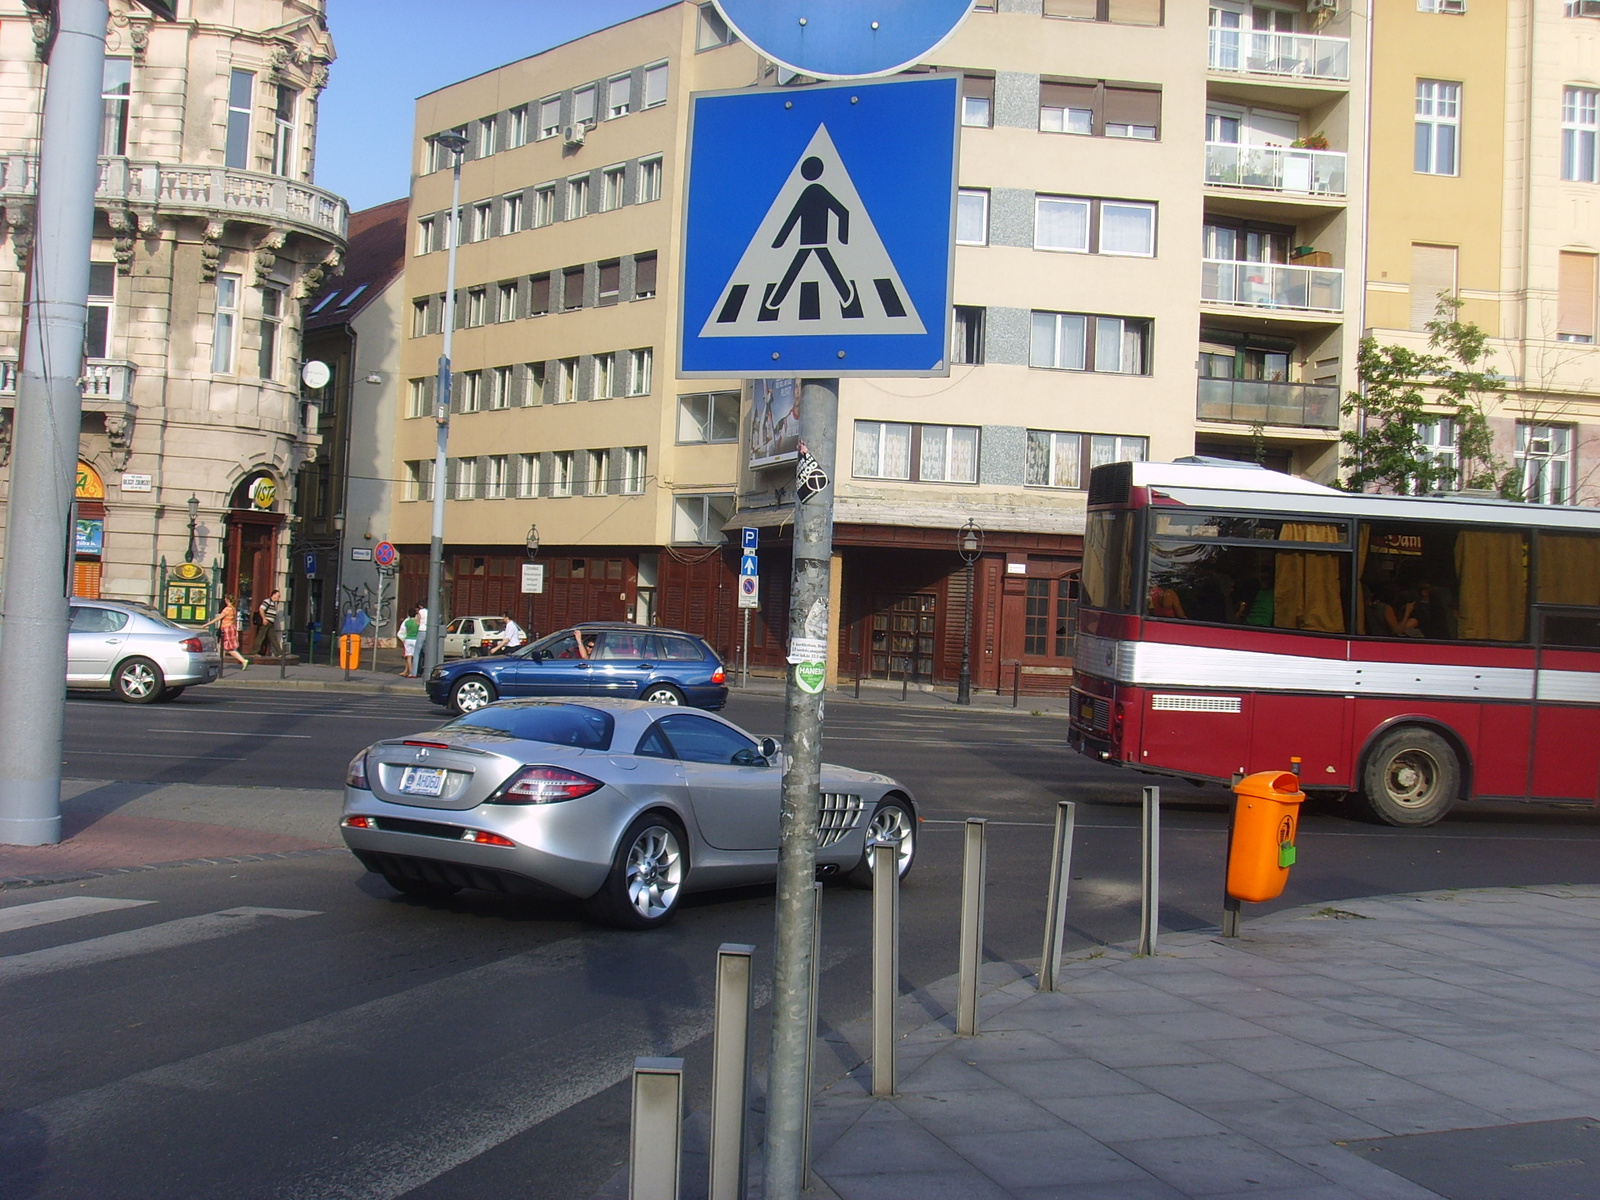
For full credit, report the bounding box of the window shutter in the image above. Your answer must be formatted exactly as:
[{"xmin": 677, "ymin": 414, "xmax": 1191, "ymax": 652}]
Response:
[
  {"xmin": 1558, "ymin": 251, "xmax": 1597, "ymax": 340},
  {"xmin": 1044, "ymin": 0, "xmax": 1099, "ymax": 17},
  {"xmin": 562, "ymin": 267, "xmax": 584, "ymax": 309},
  {"xmin": 634, "ymin": 253, "xmax": 658, "ymax": 297},
  {"xmin": 1104, "ymin": 86, "xmax": 1161, "ymax": 132},
  {"xmin": 598, "ymin": 259, "xmax": 621, "ymax": 304},
  {"xmin": 475, "ymin": 457, "xmax": 488, "ymax": 497},
  {"xmin": 570, "ymin": 450, "xmax": 588, "ymax": 495},
  {"xmin": 1040, "ymin": 81, "xmax": 1095, "ymax": 110},
  {"xmin": 609, "ymin": 447, "xmax": 627, "ymax": 494},
  {"xmin": 1409, "ymin": 244, "xmax": 1458, "ymax": 331},
  {"xmin": 449, "ymin": 370, "xmax": 463, "ymax": 413},
  {"xmin": 961, "ymin": 75, "xmax": 995, "ymax": 102},
  {"xmin": 529, "ymin": 272, "xmax": 551, "ymax": 315}
]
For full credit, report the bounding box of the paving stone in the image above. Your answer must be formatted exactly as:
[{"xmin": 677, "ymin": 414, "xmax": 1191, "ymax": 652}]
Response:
[
  {"xmin": 1123, "ymin": 1062, "xmax": 1300, "ymax": 1106},
  {"xmin": 1067, "ymin": 1034, "xmax": 1216, "ymax": 1069},
  {"xmin": 944, "ymin": 1127, "xmax": 1152, "ymax": 1191},
  {"xmin": 822, "ymin": 1167, "xmax": 1012, "ymax": 1200},
  {"xmin": 977, "ymin": 1057, "xmax": 1148, "ymax": 1102},
  {"xmin": 1201, "ymin": 1094, "xmax": 1389, "ymax": 1147},
  {"xmin": 1011, "ymin": 1181, "xmax": 1189, "ymax": 1200},
  {"xmin": 1183, "ymin": 1035, "xmax": 1352, "ymax": 1074},
  {"xmin": 1037, "ymin": 1091, "xmax": 1228, "ymax": 1142},
  {"xmin": 1109, "ymin": 1132, "xmax": 1326, "ymax": 1194},
  {"xmin": 896, "ymin": 1087, "xmax": 1060, "ymax": 1137}
]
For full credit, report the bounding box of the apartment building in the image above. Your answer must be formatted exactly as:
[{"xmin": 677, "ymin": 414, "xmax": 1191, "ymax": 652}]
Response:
[
  {"xmin": 0, "ymin": 0, "xmax": 346, "ymax": 616},
  {"xmin": 1365, "ymin": 0, "xmax": 1600, "ymax": 506},
  {"xmin": 393, "ymin": 0, "xmax": 1369, "ymax": 693}
]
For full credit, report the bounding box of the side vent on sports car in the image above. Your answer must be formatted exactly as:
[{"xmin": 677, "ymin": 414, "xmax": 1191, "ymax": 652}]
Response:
[{"xmin": 817, "ymin": 792, "xmax": 865, "ymax": 847}]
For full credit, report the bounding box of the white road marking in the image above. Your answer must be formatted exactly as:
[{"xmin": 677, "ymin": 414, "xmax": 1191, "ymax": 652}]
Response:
[
  {"xmin": 146, "ymin": 729, "xmax": 314, "ymax": 738},
  {"xmin": 62, "ymin": 750, "xmax": 249, "ymax": 761},
  {"xmin": 0, "ymin": 896, "xmax": 155, "ymax": 934},
  {"xmin": 0, "ymin": 907, "xmax": 319, "ymax": 984}
]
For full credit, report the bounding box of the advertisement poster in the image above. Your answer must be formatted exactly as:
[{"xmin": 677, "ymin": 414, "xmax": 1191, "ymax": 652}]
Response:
[
  {"xmin": 749, "ymin": 377, "xmax": 801, "ymax": 469},
  {"xmin": 74, "ymin": 517, "xmax": 103, "ymax": 557}
]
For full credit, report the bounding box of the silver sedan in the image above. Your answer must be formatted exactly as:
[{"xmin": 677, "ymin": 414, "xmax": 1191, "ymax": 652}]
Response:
[
  {"xmin": 340, "ymin": 699, "xmax": 918, "ymax": 928},
  {"xmin": 65, "ymin": 599, "xmax": 221, "ymax": 702}
]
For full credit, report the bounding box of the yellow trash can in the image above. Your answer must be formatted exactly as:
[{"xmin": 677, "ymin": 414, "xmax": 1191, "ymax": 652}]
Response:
[{"xmin": 1225, "ymin": 770, "xmax": 1304, "ymax": 903}]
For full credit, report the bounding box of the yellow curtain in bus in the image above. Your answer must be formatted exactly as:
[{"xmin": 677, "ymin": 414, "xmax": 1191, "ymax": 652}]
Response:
[
  {"xmin": 1275, "ymin": 523, "xmax": 1345, "ymax": 633},
  {"xmin": 1455, "ymin": 530, "xmax": 1528, "ymax": 641},
  {"xmin": 1356, "ymin": 523, "xmax": 1371, "ymax": 635},
  {"xmin": 1537, "ymin": 533, "xmax": 1600, "ymax": 606}
]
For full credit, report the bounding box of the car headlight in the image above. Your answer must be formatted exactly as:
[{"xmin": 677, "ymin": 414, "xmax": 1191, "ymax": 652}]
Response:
[
  {"xmin": 345, "ymin": 752, "xmax": 370, "ymax": 789},
  {"xmin": 429, "ymin": 666, "xmax": 446, "ymax": 680}
]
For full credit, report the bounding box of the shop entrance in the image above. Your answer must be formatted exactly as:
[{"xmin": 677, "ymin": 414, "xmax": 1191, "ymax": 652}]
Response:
[{"xmin": 870, "ymin": 594, "xmax": 937, "ymax": 680}]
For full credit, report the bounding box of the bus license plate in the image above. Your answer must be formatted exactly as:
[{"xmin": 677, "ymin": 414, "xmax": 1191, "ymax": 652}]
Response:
[{"xmin": 399, "ymin": 767, "xmax": 447, "ymax": 797}]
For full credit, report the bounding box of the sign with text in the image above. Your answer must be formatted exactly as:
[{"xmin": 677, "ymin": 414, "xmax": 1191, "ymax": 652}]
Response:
[{"xmin": 521, "ymin": 562, "xmax": 547, "ymax": 594}]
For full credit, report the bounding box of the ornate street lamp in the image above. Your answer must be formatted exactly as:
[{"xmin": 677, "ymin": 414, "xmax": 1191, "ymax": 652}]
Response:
[
  {"xmin": 956, "ymin": 518, "xmax": 983, "ymax": 705},
  {"xmin": 184, "ymin": 494, "xmax": 200, "ymax": 563},
  {"xmin": 525, "ymin": 524, "xmax": 540, "ymax": 558}
]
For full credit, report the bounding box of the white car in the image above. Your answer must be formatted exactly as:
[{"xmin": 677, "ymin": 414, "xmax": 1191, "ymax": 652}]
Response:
[
  {"xmin": 67, "ymin": 599, "xmax": 221, "ymax": 702},
  {"xmin": 441, "ymin": 615, "xmax": 510, "ymax": 659}
]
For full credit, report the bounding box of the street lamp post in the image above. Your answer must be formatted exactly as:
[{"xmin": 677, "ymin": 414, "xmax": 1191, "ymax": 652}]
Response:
[
  {"xmin": 956, "ymin": 519, "xmax": 983, "ymax": 705},
  {"xmin": 422, "ymin": 131, "xmax": 468, "ymax": 678},
  {"xmin": 525, "ymin": 524, "xmax": 539, "ymax": 636},
  {"xmin": 184, "ymin": 495, "xmax": 200, "ymax": 563}
]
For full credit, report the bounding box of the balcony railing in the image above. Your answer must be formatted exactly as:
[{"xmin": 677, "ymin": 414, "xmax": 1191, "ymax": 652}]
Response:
[
  {"xmin": 1202, "ymin": 259, "xmax": 1344, "ymax": 314},
  {"xmin": 1197, "ymin": 377, "xmax": 1340, "ymax": 430},
  {"xmin": 0, "ymin": 358, "xmax": 133, "ymax": 405},
  {"xmin": 1207, "ymin": 29, "xmax": 1351, "ymax": 81},
  {"xmin": 1204, "ymin": 142, "xmax": 1347, "ymax": 197},
  {"xmin": 0, "ymin": 154, "xmax": 347, "ymax": 240}
]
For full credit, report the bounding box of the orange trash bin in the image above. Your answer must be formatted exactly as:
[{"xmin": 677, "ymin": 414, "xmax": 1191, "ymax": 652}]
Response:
[
  {"xmin": 1225, "ymin": 770, "xmax": 1304, "ymax": 903},
  {"xmin": 339, "ymin": 633, "xmax": 361, "ymax": 670}
]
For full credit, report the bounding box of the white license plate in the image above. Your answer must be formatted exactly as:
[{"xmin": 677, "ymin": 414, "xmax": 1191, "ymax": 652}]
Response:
[{"xmin": 399, "ymin": 766, "xmax": 447, "ymax": 797}]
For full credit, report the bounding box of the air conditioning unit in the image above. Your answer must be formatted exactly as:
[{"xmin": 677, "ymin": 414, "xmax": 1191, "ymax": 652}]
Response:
[
  {"xmin": 1528, "ymin": 437, "xmax": 1553, "ymax": 457},
  {"xmin": 562, "ymin": 123, "xmax": 586, "ymax": 148},
  {"xmin": 1439, "ymin": 0, "xmax": 1467, "ymax": 10},
  {"xmin": 1307, "ymin": 0, "xmax": 1337, "ymax": 12},
  {"xmin": 1580, "ymin": 0, "xmax": 1600, "ymax": 16}
]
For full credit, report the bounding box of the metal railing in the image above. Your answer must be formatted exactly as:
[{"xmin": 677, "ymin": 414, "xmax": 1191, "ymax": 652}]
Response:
[
  {"xmin": 1207, "ymin": 29, "xmax": 1351, "ymax": 81},
  {"xmin": 1204, "ymin": 141, "xmax": 1347, "ymax": 196},
  {"xmin": 1197, "ymin": 377, "xmax": 1340, "ymax": 430},
  {"xmin": 0, "ymin": 153, "xmax": 347, "ymax": 239},
  {"xmin": 1201, "ymin": 258, "xmax": 1345, "ymax": 313}
]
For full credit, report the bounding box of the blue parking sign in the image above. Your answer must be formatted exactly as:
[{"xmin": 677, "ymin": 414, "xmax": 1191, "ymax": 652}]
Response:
[
  {"xmin": 680, "ymin": 75, "xmax": 958, "ymax": 378},
  {"xmin": 742, "ymin": 527, "xmax": 759, "ymax": 552}
]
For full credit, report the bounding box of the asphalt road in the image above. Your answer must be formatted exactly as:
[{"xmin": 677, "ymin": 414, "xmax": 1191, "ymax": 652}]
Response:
[{"xmin": 3, "ymin": 685, "xmax": 1597, "ymax": 1199}]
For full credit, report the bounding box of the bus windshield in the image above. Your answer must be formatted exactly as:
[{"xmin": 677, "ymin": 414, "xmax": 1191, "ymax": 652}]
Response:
[{"xmin": 1082, "ymin": 510, "xmax": 1134, "ymax": 612}]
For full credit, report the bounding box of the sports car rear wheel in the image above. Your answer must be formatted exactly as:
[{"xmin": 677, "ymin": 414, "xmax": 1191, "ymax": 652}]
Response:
[
  {"xmin": 586, "ymin": 813, "xmax": 686, "ymax": 929},
  {"xmin": 845, "ymin": 797, "xmax": 916, "ymax": 888}
]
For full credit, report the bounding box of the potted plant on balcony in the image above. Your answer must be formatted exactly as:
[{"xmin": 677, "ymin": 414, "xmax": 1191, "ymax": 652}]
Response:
[{"xmin": 1291, "ymin": 131, "xmax": 1330, "ymax": 150}]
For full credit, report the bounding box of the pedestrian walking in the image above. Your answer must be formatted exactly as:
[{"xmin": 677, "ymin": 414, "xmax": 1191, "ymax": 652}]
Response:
[
  {"xmin": 400, "ymin": 606, "xmax": 420, "ymax": 676},
  {"xmin": 489, "ymin": 611, "xmax": 526, "ymax": 655},
  {"xmin": 254, "ymin": 589, "xmax": 282, "ymax": 658},
  {"xmin": 206, "ymin": 596, "xmax": 250, "ymax": 671}
]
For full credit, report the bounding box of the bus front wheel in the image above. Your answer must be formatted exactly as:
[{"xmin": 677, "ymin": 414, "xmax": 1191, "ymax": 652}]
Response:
[{"xmin": 1360, "ymin": 727, "xmax": 1460, "ymax": 827}]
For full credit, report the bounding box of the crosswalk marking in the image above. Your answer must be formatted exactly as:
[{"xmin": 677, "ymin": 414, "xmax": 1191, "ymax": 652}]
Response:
[
  {"xmin": 0, "ymin": 906, "xmax": 319, "ymax": 985},
  {"xmin": 0, "ymin": 896, "xmax": 155, "ymax": 934}
]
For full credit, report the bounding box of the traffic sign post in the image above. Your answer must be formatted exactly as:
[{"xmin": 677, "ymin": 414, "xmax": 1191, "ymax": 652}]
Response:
[
  {"xmin": 738, "ymin": 530, "xmax": 760, "ymax": 687},
  {"xmin": 713, "ymin": 0, "xmax": 976, "ymax": 79}
]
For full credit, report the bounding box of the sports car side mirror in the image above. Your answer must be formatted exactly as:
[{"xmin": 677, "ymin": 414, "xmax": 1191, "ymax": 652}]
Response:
[{"xmin": 759, "ymin": 736, "xmax": 779, "ymax": 760}]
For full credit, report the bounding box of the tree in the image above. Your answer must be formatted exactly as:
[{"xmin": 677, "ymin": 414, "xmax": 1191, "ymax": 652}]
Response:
[{"xmin": 1341, "ymin": 298, "xmax": 1508, "ymax": 495}]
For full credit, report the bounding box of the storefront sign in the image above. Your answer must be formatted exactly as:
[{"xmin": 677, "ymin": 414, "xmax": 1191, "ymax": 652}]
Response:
[
  {"xmin": 248, "ymin": 476, "xmax": 277, "ymax": 510},
  {"xmin": 75, "ymin": 461, "xmax": 104, "ymax": 499},
  {"xmin": 350, "ymin": 546, "xmax": 373, "ymax": 561},
  {"xmin": 164, "ymin": 562, "xmax": 210, "ymax": 624}
]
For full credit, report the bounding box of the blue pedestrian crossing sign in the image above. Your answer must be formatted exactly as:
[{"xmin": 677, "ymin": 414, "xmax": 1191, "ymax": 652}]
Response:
[{"xmin": 680, "ymin": 75, "xmax": 958, "ymax": 378}]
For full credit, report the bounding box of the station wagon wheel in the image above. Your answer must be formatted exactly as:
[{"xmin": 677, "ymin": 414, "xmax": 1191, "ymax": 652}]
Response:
[
  {"xmin": 641, "ymin": 684, "xmax": 684, "ymax": 706},
  {"xmin": 113, "ymin": 657, "xmax": 164, "ymax": 704},
  {"xmin": 1360, "ymin": 726, "xmax": 1460, "ymax": 828},
  {"xmin": 449, "ymin": 675, "xmax": 496, "ymax": 714},
  {"xmin": 586, "ymin": 814, "xmax": 687, "ymax": 929},
  {"xmin": 845, "ymin": 797, "xmax": 916, "ymax": 888}
]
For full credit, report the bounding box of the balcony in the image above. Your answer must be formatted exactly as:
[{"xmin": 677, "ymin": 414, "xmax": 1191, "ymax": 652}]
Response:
[
  {"xmin": 1204, "ymin": 142, "xmax": 1347, "ymax": 197},
  {"xmin": 1202, "ymin": 259, "xmax": 1344, "ymax": 314},
  {"xmin": 0, "ymin": 358, "xmax": 134, "ymax": 408},
  {"xmin": 1197, "ymin": 377, "xmax": 1340, "ymax": 430},
  {"xmin": 1207, "ymin": 30, "xmax": 1350, "ymax": 82},
  {"xmin": 0, "ymin": 154, "xmax": 347, "ymax": 241}
]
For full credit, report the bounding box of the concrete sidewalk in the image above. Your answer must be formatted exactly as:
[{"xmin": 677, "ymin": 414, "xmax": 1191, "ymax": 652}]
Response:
[{"xmin": 791, "ymin": 885, "xmax": 1600, "ymax": 1200}]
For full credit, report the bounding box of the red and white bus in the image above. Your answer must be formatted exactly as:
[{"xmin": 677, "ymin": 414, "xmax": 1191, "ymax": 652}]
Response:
[{"xmin": 1068, "ymin": 459, "xmax": 1600, "ymax": 826}]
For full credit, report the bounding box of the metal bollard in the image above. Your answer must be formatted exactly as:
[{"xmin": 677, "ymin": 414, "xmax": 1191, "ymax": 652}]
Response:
[
  {"xmin": 956, "ymin": 818, "xmax": 988, "ymax": 1036},
  {"xmin": 1138, "ymin": 786, "xmax": 1160, "ymax": 957},
  {"xmin": 802, "ymin": 881, "xmax": 822, "ymax": 1189},
  {"xmin": 1037, "ymin": 800, "xmax": 1077, "ymax": 991},
  {"xmin": 1011, "ymin": 662, "xmax": 1020, "ymax": 708},
  {"xmin": 629, "ymin": 1057, "xmax": 684, "ymax": 1200},
  {"xmin": 871, "ymin": 840, "xmax": 899, "ymax": 1098},
  {"xmin": 900, "ymin": 659, "xmax": 909, "ymax": 701},
  {"xmin": 708, "ymin": 944, "xmax": 754, "ymax": 1200}
]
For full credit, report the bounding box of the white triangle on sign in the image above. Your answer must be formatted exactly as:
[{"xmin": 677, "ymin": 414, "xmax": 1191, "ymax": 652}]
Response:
[{"xmin": 699, "ymin": 124, "xmax": 926, "ymax": 338}]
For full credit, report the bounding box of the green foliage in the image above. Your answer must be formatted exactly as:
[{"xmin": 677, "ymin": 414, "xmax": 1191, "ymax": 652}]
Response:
[{"xmin": 1340, "ymin": 298, "xmax": 1508, "ymax": 495}]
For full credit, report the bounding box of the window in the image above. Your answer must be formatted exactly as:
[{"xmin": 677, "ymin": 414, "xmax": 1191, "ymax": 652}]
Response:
[
  {"xmin": 622, "ymin": 348, "xmax": 652, "ymax": 396},
  {"xmin": 407, "ymin": 378, "xmax": 434, "ymax": 418},
  {"xmin": 497, "ymin": 280, "xmax": 518, "ymax": 322},
  {"xmin": 465, "ymin": 287, "xmax": 486, "ymax": 327},
  {"xmin": 598, "ymin": 259, "xmax": 621, "ymax": 304},
  {"xmin": 450, "ymin": 457, "xmax": 478, "ymax": 500},
  {"xmin": 673, "ymin": 493, "xmax": 735, "ymax": 543},
  {"xmin": 567, "ymin": 174, "xmax": 590, "ymax": 217},
  {"xmin": 1030, "ymin": 311, "xmax": 1151, "ymax": 374},
  {"xmin": 533, "ymin": 185, "xmax": 556, "ymax": 227},
  {"xmin": 272, "ymin": 85, "xmax": 296, "ymax": 176},
  {"xmin": 538, "ymin": 96, "xmax": 561, "ymax": 139},
  {"xmin": 470, "ymin": 201, "xmax": 492, "ymax": 242},
  {"xmin": 593, "ymin": 353, "xmax": 616, "ymax": 400},
  {"xmin": 476, "ymin": 118, "xmax": 498, "ymax": 158},
  {"xmin": 1040, "ymin": 82, "xmax": 1094, "ymax": 135},
  {"xmin": 572, "ymin": 86, "xmax": 597, "ymax": 128},
  {"xmin": 258, "ymin": 285, "xmax": 282, "ymax": 381},
  {"xmin": 1104, "ymin": 86, "xmax": 1161, "ymax": 140},
  {"xmin": 1023, "ymin": 577, "xmax": 1077, "ymax": 659},
  {"xmin": 852, "ymin": 422, "xmax": 912, "ymax": 479},
  {"xmin": 1410, "ymin": 243, "xmax": 1458, "ymax": 331},
  {"xmin": 1563, "ymin": 88, "xmax": 1599, "ymax": 183},
  {"xmin": 524, "ymin": 361, "xmax": 546, "ymax": 405},
  {"xmin": 599, "ymin": 165, "xmax": 627, "ymax": 213},
  {"xmin": 644, "ymin": 62, "xmax": 668, "ymax": 108},
  {"xmin": 1025, "ymin": 430, "xmax": 1084, "ymax": 488},
  {"xmin": 336, "ymin": 284, "xmax": 367, "ymax": 311},
  {"xmin": 587, "ymin": 449, "xmax": 611, "ymax": 494},
  {"xmin": 623, "ymin": 447, "xmax": 647, "ymax": 494},
  {"xmin": 961, "ymin": 75, "xmax": 993, "ymax": 128},
  {"xmin": 551, "ymin": 450, "xmax": 574, "ymax": 496},
  {"xmin": 516, "ymin": 453, "xmax": 540, "ymax": 497},
  {"xmin": 226, "ymin": 69, "xmax": 253, "ymax": 169},
  {"xmin": 458, "ymin": 370, "xmax": 482, "ymax": 413},
  {"xmin": 1415, "ymin": 80, "xmax": 1461, "ymax": 176},
  {"xmin": 654, "ymin": 713, "xmax": 756, "ymax": 763},
  {"xmin": 638, "ymin": 157, "xmax": 663, "ymax": 203},
  {"xmin": 851, "ymin": 422, "xmax": 977, "ymax": 482},
  {"xmin": 529, "ymin": 272, "xmax": 551, "ymax": 316},
  {"xmin": 484, "ymin": 455, "xmax": 509, "ymax": 499},
  {"xmin": 509, "ymin": 105, "xmax": 528, "ymax": 147},
  {"xmin": 1418, "ymin": 0, "xmax": 1466, "ymax": 11},
  {"xmin": 678, "ymin": 391, "xmax": 740, "ymax": 443},
  {"xmin": 1559, "ymin": 251, "xmax": 1597, "ymax": 342},
  {"xmin": 952, "ymin": 305, "xmax": 985, "ymax": 365},
  {"xmin": 1418, "ymin": 417, "xmax": 1461, "ymax": 490},
  {"xmin": 558, "ymin": 357, "xmax": 579, "ymax": 403},
  {"xmin": 416, "ymin": 216, "xmax": 436, "ymax": 255},
  {"xmin": 412, "ymin": 299, "xmax": 430, "ymax": 337},
  {"xmin": 101, "ymin": 57, "xmax": 131, "ymax": 156},
  {"xmin": 213, "ymin": 273, "xmax": 240, "ymax": 373},
  {"xmin": 1040, "ymin": 80, "xmax": 1161, "ymax": 139},
  {"xmin": 562, "ymin": 266, "xmax": 585, "ymax": 309},
  {"xmin": 607, "ymin": 74, "xmax": 632, "ymax": 119},
  {"xmin": 918, "ymin": 425, "xmax": 980, "ymax": 483},
  {"xmin": 698, "ymin": 3, "xmax": 736, "ymax": 49},
  {"xmin": 634, "ymin": 252, "xmax": 658, "ymax": 298},
  {"xmin": 956, "ymin": 189, "xmax": 989, "ymax": 246},
  {"xmin": 84, "ymin": 263, "xmax": 114, "ymax": 359},
  {"xmin": 1517, "ymin": 424, "xmax": 1576, "ymax": 504},
  {"xmin": 1035, "ymin": 196, "xmax": 1155, "ymax": 256},
  {"xmin": 489, "ymin": 365, "xmax": 513, "ymax": 409},
  {"xmin": 404, "ymin": 459, "xmax": 434, "ymax": 502},
  {"xmin": 1043, "ymin": 0, "xmax": 1162, "ymax": 23},
  {"xmin": 1569, "ymin": 0, "xmax": 1600, "ymax": 14}
]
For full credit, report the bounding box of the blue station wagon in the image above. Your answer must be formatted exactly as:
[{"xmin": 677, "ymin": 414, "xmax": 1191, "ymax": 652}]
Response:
[{"xmin": 425, "ymin": 623, "xmax": 729, "ymax": 714}]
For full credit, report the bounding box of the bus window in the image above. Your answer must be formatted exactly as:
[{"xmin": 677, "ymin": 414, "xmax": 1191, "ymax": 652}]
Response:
[
  {"xmin": 1147, "ymin": 537, "xmax": 1349, "ymax": 633},
  {"xmin": 1359, "ymin": 521, "xmax": 1528, "ymax": 642},
  {"xmin": 1082, "ymin": 511, "xmax": 1134, "ymax": 612},
  {"xmin": 1537, "ymin": 532, "xmax": 1600, "ymax": 607}
]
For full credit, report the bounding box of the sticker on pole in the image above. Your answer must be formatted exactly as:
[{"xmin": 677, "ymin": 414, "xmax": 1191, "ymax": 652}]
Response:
[
  {"xmin": 794, "ymin": 661, "xmax": 826, "ymax": 694},
  {"xmin": 787, "ymin": 636, "xmax": 827, "ymax": 665}
]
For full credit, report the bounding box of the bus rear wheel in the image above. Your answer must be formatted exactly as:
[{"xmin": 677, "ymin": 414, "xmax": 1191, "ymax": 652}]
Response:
[{"xmin": 1360, "ymin": 727, "xmax": 1460, "ymax": 827}]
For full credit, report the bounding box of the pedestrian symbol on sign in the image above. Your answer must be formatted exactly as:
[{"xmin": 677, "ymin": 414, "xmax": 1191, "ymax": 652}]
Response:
[{"xmin": 701, "ymin": 125, "xmax": 923, "ymax": 338}]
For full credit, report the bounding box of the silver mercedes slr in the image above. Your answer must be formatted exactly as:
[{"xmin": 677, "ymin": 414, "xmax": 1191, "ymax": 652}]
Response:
[{"xmin": 340, "ymin": 698, "xmax": 918, "ymax": 928}]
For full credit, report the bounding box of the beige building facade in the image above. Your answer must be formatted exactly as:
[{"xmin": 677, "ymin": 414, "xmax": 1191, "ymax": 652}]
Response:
[{"xmin": 0, "ymin": 0, "xmax": 346, "ymax": 627}]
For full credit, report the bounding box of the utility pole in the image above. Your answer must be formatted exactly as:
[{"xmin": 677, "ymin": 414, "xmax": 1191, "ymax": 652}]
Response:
[{"xmin": 0, "ymin": 0, "xmax": 110, "ymax": 845}]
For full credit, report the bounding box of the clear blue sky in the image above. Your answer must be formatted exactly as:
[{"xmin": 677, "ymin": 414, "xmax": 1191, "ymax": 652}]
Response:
[{"xmin": 317, "ymin": 0, "xmax": 669, "ymax": 212}]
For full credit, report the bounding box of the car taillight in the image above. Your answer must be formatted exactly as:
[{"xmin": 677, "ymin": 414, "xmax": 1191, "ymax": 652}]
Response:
[
  {"xmin": 491, "ymin": 765, "xmax": 603, "ymax": 804},
  {"xmin": 346, "ymin": 753, "xmax": 370, "ymax": 789},
  {"xmin": 1111, "ymin": 702, "xmax": 1126, "ymax": 746},
  {"xmin": 180, "ymin": 637, "xmax": 203, "ymax": 653},
  {"xmin": 711, "ymin": 669, "xmax": 726, "ymax": 685}
]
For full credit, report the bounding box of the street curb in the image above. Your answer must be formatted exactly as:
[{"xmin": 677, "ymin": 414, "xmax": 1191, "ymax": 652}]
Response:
[
  {"xmin": 209, "ymin": 678, "xmax": 428, "ymax": 697},
  {"xmin": 0, "ymin": 845, "xmax": 347, "ymax": 891}
]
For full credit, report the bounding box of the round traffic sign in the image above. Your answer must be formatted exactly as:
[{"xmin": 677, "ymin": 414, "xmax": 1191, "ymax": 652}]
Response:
[
  {"xmin": 713, "ymin": 0, "xmax": 975, "ymax": 80},
  {"xmin": 373, "ymin": 541, "xmax": 398, "ymax": 567},
  {"xmin": 740, "ymin": 575, "xmax": 758, "ymax": 597}
]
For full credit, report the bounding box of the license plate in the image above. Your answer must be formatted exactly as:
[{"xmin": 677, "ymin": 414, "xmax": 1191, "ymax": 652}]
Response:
[{"xmin": 399, "ymin": 766, "xmax": 447, "ymax": 797}]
